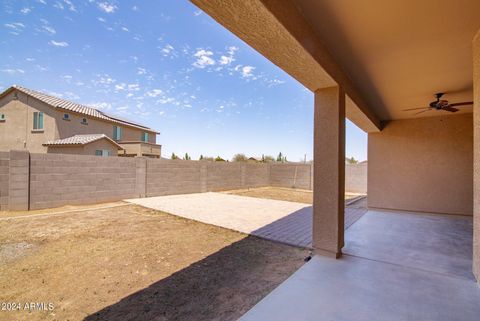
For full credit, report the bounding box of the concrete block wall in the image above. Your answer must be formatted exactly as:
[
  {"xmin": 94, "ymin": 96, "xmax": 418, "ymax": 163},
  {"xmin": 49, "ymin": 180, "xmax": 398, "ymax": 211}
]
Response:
[
  {"xmin": 8, "ymin": 150, "xmax": 30, "ymax": 211},
  {"xmin": 0, "ymin": 151, "xmax": 10, "ymax": 210},
  {"xmin": 269, "ymin": 164, "xmax": 313, "ymax": 190},
  {"xmin": 206, "ymin": 162, "xmax": 244, "ymax": 191},
  {"xmin": 146, "ymin": 160, "xmax": 271, "ymax": 197},
  {"xmin": 345, "ymin": 163, "xmax": 367, "ymax": 194},
  {"xmin": 146, "ymin": 159, "xmax": 203, "ymax": 197},
  {"xmin": 29, "ymin": 153, "xmax": 141, "ymax": 210},
  {"xmin": 0, "ymin": 151, "xmax": 367, "ymax": 210}
]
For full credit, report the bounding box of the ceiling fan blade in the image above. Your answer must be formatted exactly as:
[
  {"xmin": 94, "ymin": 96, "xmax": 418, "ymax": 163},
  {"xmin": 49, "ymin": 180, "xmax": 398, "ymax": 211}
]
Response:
[
  {"xmin": 442, "ymin": 106, "xmax": 459, "ymax": 113},
  {"xmin": 449, "ymin": 101, "xmax": 473, "ymax": 107},
  {"xmin": 403, "ymin": 107, "xmax": 429, "ymax": 111},
  {"xmin": 414, "ymin": 109, "xmax": 431, "ymax": 115}
]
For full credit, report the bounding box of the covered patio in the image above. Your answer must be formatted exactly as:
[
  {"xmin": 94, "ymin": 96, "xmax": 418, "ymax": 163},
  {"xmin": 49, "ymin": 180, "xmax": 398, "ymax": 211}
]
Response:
[{"xmin": 191, "ymin": 0, "xmax": 480, "ymax": 319}]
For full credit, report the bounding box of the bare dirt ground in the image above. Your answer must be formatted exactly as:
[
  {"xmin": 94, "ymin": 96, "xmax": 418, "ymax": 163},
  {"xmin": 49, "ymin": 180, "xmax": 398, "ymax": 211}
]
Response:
[
  {"xmin": 0, "ymin": 204, "xmax": 307, "ymax": 321},
  {"xmin": 224, "ymin": 186, "xmax": 360, "ymax": 204}
]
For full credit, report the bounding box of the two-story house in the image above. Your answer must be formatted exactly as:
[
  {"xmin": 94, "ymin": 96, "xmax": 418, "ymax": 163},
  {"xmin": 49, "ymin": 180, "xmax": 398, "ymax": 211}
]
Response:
[{"xmin": 0, "ymin": 85, "xmax": 161, "ymax": 157}]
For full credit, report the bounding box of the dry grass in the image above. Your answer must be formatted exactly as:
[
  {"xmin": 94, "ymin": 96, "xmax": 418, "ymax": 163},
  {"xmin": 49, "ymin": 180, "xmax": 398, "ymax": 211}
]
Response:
[
  {"xmin": 0, "ymin": 204, "xmax": 307, "ymax": 321},
  {"xmin": 224, "ymin": 186, "xmax": 359, "ymax": 204}
]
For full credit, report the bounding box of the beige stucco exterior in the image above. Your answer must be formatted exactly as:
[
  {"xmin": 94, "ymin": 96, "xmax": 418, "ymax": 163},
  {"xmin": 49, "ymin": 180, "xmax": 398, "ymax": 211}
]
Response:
[
  {"xmin": 473, "ymin": 29, "xmax": 480, "ymax": 281},
  {"xmin": 0, "ymin": 89, "xmax": 159, "ymax": 156},
  {"xmin": 312, "ymin": 87, "xmax": 345, "ymax": 258},
  {"xmin": 46, "ymin": 139, "xmax": 120, "ymax": 157},
  {"xmin": 368, "ymin": 114, "xmax": 473, "ymax": 216}
]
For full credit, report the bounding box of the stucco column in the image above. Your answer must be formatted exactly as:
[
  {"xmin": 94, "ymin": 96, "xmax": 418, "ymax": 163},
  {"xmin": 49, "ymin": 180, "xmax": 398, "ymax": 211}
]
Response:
[
  {"xmin": 473, "ymin": 29, "xmax": 480, "ymax": 282},
  {"xmin": 312, "ymin": 86, "xmax": 346, "ymax": 258}
]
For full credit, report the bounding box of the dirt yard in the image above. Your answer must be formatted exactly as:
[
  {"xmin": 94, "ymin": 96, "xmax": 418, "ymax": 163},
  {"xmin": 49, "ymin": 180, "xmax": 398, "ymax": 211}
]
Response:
[
  {"xmin": 0, "ymin": 203, "xmax": 308, "ymax": 321},
  {"xmin": 225, "ymin": 186, "xmax": 359, "ymax": 204}
]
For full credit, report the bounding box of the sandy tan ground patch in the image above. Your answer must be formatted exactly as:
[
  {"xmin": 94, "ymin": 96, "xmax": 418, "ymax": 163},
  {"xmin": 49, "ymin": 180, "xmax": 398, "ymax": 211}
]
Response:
[
  {"xmin": 0, "ymin": 204, "xmax": 307, "ymax": 321},
  {"xmin": 224, "ymin": 187, "xmax": 360, "ymax": 204}
]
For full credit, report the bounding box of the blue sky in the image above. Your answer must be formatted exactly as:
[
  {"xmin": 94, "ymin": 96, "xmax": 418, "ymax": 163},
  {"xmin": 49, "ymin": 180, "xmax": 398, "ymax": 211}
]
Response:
[{"xmin": 0, "ymin": 0, "xmax": 367, "ymax": 161}]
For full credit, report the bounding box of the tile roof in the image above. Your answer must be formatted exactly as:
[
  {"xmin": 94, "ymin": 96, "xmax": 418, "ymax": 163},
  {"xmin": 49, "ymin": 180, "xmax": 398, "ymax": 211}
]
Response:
[
  {"xmin": 43, "ymin": 134, "xmax": 124, "ymax": 150},
  {"xmin": 2, "ymin": 85, "xmax": 158, "ymax": 133}
]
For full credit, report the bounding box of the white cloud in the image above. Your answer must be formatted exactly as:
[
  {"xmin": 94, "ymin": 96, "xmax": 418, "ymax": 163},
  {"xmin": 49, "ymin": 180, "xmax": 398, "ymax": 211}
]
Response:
[
  {"xmin": 4, "ymin": 23, "xmax": 26, "ymax": 32},
  {"xmin": 146, "ymin": 89, "xmax": 163, "ymax": 97},
  {"xmin": 26, "ymin": 58, "xmax": 35, "ymax": 62},
  {"xmin": 36, "ymin": 65, "xmax": 48, "ymax": 72},
  {"xmin": 241, "ymin": 65, "xmax": 255, "ymax": 78},
  {"xmin": 1, "ymin": 69, "xmax": 25, "ymax": 74},
  {"xmin": 97, "ymin": 2, "xmax": 117, "ymax": 14},
  {"xmin": 63, "ymin": 0, "xmax": 76, "ymax": 11},
  {"xmin": 20, "ymin": 7, "xmax": 32, "ymax": 14},
  {"xmin": 193, "ymin": 10, "xmax": 202, "ymax": 16},
  {"xmin": 161, "ymin": 44, "xmax": 174, "ymax": 57},
  {"xmin": 37, "ymin": 0, "xmax": 47, "ymax": 4},
  {"xmin": 132, "ymin": 5, "xmax": 138, "ymax": 11},
  {"xmin": 41, "ymin": 25, "xmax": 56, "ymax": 35},
  {"xmin": 53, "ymin": 1, "xmax": 64, "ymax": 10},
  {"xmin": 97, "ymin": 17, "xmax": 106, "ymax": 22},
  {"xmin": 219, "ymin": 55, "xmax": 233, "ymax": 65},
  {"xmin": 127, "ymin": 83, "xmax": 140, "ymax": 91},
  {"xmin": 64, "ymin": 91, "xmax": 79, "ymax": 99},
  {"xmin": 114, "ymin": 83, "xmax": 126, "ymax": 91},
  {"xmin": 121, "ymin": 26, "xmax": 129, "ymax": 32},
  {"xmin": 88, "ymin": 102, "xmax": 112, "ymax": 111},
  {"xmin": 192, "ymin": 49, "xmax": 215, "ymax": 69},
  {"xmin": 50, "ymin": 40, "xmax": 69, "ymax": 47}
]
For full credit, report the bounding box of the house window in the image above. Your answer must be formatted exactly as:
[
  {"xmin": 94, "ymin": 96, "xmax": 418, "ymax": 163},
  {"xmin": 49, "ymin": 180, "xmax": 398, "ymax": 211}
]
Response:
[
  {"xmin": 33, "ymin": 111, "xmax": 44, "ymax": 130},
  {"xmin": 141, "ymin": 132, "xmax": 149, "ymax": 142},
  {"xmin": 81, "ymin": 118, "xmax": 88, "ymax": 125},
  {"xmin": 0, "ymin": 114, "xmax": 5, "ymax": 122},
  {"xmin": 113, "ymin": 126, "xmax": 122, "ymax": 140},
  {"xmin": 95, "ymin": 150, "xmax": 110, "ymax": 157},
  {"xmin": 63, "ymin": 113, "xmax": 70, "ymax": 120}
]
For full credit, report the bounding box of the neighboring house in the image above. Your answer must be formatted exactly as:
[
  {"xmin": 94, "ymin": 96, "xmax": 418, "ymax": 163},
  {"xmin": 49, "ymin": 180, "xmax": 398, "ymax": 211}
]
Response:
[{"xmin": 0, "ymin": 85, "xmax": 161, "ymax": 157}]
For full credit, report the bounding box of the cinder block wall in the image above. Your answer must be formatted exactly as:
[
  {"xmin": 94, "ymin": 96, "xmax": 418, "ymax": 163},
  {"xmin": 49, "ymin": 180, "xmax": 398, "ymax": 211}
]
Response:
[
  {"xmin": 0, "ymin": 151, "xmax": 9, "ymax": 210},
  {"xmin": 1, "ymin": 151, "xmax": 367, "ymax": 211},
  {"xmin": 146, "ymin": 159, "xmax": 203, "ymax": 196},
  {"xmin": 345, "ymin": 163, "xmax": 367, "ymax": 194},
  {"xmin": 269, "ymin": 164, "xmax": 313, "ymax": 190},
  {"xmin": 29, "ymin": 153, "xmax": 141, "ymax": 210}
]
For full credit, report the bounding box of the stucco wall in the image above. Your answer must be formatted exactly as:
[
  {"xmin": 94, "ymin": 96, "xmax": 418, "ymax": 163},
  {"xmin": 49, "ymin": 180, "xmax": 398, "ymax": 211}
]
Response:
[
  {"xmin": 368, "ymin": 113, "xmax": 473, "ymax": 215},
  {"xmin": 46, "ymin": 139, "xmax": 119, "ymax": 156},
  {"xmin": 0, "ymin": 90, "xmax": 156, "ymax": 155},
  {"xmin": 473, "ymin": 29, "xmax": 480, "ymax": 281},
  {"xmin": 0, "ymin": 151, "xmax": 9, "ymax": 210}
]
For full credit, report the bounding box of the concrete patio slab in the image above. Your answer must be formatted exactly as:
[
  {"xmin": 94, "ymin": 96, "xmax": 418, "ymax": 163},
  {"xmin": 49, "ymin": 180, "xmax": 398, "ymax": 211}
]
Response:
[
  {"xmin": 239, "ymin": 209, "xmax": 478, "ymax": 321},
  {"xmin": 344, "ymin": 210, "xmax": 474, "ymax": 280},
  {"xmin": 239, "ymin": 255, "xmax": 480, "ymax": 321},
  {"xmin": 126, "ymin": 192, "xmax": 366, "ymax": 248}
]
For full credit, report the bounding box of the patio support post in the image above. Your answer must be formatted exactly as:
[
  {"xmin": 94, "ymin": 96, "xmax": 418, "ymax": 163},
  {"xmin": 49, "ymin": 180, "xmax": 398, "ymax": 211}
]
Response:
[
  {"xmin": 473, "ymin": 29, "xmax": 480, "ymax": 282},
  {"xmin": 312, "ymin": 86, "xmax": 345, "ymax": 258}
]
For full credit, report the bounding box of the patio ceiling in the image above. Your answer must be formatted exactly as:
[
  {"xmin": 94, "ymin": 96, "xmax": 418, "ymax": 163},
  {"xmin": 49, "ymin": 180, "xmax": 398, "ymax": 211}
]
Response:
[{"xmin": 191, "ymin": 0, "xmax": 480, "ymax": 130}]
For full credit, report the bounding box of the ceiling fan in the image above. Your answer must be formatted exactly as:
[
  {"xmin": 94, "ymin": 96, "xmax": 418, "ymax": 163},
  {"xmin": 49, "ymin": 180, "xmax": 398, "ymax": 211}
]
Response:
[{"xmin": 403, "ymin": 93, "xmax": 473, "ymax": 115}]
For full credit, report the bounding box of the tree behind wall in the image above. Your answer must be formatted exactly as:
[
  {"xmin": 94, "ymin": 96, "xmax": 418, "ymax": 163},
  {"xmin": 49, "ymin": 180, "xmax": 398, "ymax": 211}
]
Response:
[
  {"xmin": 232, "ymin": 153, "xmax": 248, "ymax": 162},
  {"xmin": 171, "ymin": 153, "xmax": 179, "ymax": 160}
]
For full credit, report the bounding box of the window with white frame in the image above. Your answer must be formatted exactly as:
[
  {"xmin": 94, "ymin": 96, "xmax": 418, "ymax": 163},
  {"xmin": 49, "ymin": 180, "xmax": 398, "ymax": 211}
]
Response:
[
  {"xmin": 33, "ymin": 111, "xmax": 44, "ymax": 130},
  {"xmin": 141, "ymin": 132, "xmax": 149, "ymax": 142},
  {"xmin": 81, "ymin": 118, "xmax": 88, "ymax": 125}
]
